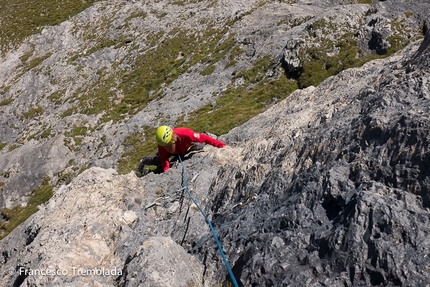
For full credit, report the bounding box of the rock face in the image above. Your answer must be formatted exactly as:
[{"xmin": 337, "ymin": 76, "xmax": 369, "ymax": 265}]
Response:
[
  {"xmin": 0, "ymin": 0, "xmax": 428, "ymax": 213},
  {"xmin": 0, "ymin": 167, "xmax": 207, "ymax": 286},
  {"xmin": 1, "ymin": 25, "xmax": 429, "ymax": 287},
  {"xmin": 0, "ymin": 149, "xmax": 231, "ymax": 286},
  {"xmin": 206, "ymin": 31, "xmax": 430, "ymax": 286},
  {"xmin": 1, "ymin": 0, "xmax": 430, "ymax": 287}
]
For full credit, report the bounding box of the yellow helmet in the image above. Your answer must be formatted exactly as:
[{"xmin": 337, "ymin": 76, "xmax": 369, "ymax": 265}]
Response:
[{"xmin": 156, "ymin": 126, "xmax": 173, "ymax": 146}]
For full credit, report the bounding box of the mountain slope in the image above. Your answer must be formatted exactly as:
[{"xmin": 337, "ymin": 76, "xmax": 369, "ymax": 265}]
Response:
[
  {"xmin": 0, "ymin": 0, "xmax": 430, "ymax": 286},
  {"xmin": 0, "ymin": 0, "xmax": 427, "ymax": 224},
  {"xmin": 0, "ymin": 20, "xmax": 429, "ymax": 287},
  {"xmin": 212, "ymin": 34, "xmax": 430, "ymax": 286}
]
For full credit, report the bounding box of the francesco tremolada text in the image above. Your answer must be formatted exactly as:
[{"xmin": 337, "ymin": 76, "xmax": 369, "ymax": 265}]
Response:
[{"xmin": 18, "ymin": 267, "xmax": 122, "ymax": 276}]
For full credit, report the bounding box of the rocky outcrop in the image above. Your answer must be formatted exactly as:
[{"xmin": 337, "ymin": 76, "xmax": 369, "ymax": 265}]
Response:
[
  {"xmin": 203, "ymin": 29, "xmax": 430, "ymax": 286},
  {"xmin": 0, "ymin": 166, "xmax": 210, "ymax": 286},
  {"xmin": 1, "ymin": 24, "xmax": 429, "ymax": 287},
  {"xmin": 0, "ymin": 0, "xmax": 427, "ymax": 215},
  {"xmin": 1, "ymin": 0, "xmax": 430, "ymax": 286},
  {"xmin": 0, "ymin": 148, "xmax": 234, "ymax": 286},
  {"xmin": 0, "ymin": 168, "xmax": 142, "ymax": 286}
]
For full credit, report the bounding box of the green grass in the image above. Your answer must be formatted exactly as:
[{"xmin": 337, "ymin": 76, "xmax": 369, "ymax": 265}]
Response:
[
  {"xmin": 55, "ymin": 162, "xmax": 91, "ymax": 186},
  {"xmin": 22, "ymin": 106, "xmax": 44, "ymax": 120},
  {"xmin": 48, "ymin": 90, "xmax": 66, "ymax": 105},
  {"xmin": 0, "ymin": 98, "xmax": 14, "ymax": 106},
  {"xmin": 66, "ymin": 125, "xmax": 88, "ymax": 146},
  {"xmin": 201, "ymin": 64, "xmax": 216, "ymax": 76},
  {"xmin": 0, "ymin": 177, "xmax": 53, "ymax": 240},
  {"xmin": 20, "ymin": 50, "xmax": 34, "ymax": 63},
  {"xmin": 39, "ymin": 128, "xmax": 52, "ymax": 139},
  {"xmin": 64, "ymin": 26, "xmax": 241, "ymax": 124},
  {"xmin": 0, "ymin": 0, "xmax": 101, "ymax": 55},
  {"xmin": 179, "ymin": 56, "xmax": 298, "ymax": 135},
  {"xmin": 15, "ymin": 50, "xmax": 52, "ymax": 79},
  {"xmin": 386, "ymin": 19, "xmax": 424, "ymax": 56},
  {"xmin": 297, "ymin": 37, "xmax": 372, "ymax": 88},
  {"xmin": 292, "ymin": 17, "xmax": 424, "ymax": 88},
  {"xmin": 8, "ymin": 144, "xmax": 19, "ymax": 152}
]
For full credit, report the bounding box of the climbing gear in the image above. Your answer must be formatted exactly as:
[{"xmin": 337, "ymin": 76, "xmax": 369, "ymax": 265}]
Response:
[
  {"xmin": 156, "ymin": 125, "xmax": 173, "ymax": 146},
  {"xmin": 217, "ymin": 193, "xmax": 258, "ymax": 215},
  {"xmin": 144, "ymin": 196, "xmax": 169, "ymax": 212},
  {"xmin": 233, "ymin": 193, "xmax": 257, "ymax": 208},
  {"xmin": 144, "ymin": 197, "xmax": 168, "ymax": 212},
  {"xmin": 144, "ymin": 201, "xmax": 160, "ymax": 211},
  {"xmin": 178, "ymin": 156, "xmax": 239, "ymax": 287},
  {"xmin": 143, "ymin": 187, "xmax": 186, "ymax": 212}
]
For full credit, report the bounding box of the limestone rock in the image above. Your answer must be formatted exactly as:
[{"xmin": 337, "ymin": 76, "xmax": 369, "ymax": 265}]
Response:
[
  {"xmin": 0, "ymin": 1, "xmax": 430, "ymax": 286},
  {"xmin": 1, "ymin": 0, "xmax": 427, "ymax": 213},
  {"xmin": 205, "ymin": 26, "xmax": 430, "ymax": 287},
  {"xmin": 0, "ymin": 166, "xmax": 210, "ymax": 286}
]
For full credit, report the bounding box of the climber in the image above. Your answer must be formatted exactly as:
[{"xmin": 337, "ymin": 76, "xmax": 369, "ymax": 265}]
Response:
[{"xmin": 137, "ymin": 125, "xmax": 227, "ymax": 174}]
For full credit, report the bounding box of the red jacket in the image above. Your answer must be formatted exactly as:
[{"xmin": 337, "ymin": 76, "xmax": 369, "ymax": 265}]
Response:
[{"xmin": 158, "ymin": 128, "xmax": 225, "ymax": 171}]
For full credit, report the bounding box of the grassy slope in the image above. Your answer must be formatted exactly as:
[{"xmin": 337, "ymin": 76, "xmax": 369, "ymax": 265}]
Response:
[
  {"xmin": 0, "ymin": 0, "xmax": 101, "ymax": 239},
  {"xmin": 0, "ymin": 0, "xmax": 101, "ymax": 55}
]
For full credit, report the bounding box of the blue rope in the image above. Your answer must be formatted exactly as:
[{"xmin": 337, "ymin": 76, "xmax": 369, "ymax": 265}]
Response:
[{"xmin": 178, "ymin": 156, "xmax": 239, "ymax": 287}]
